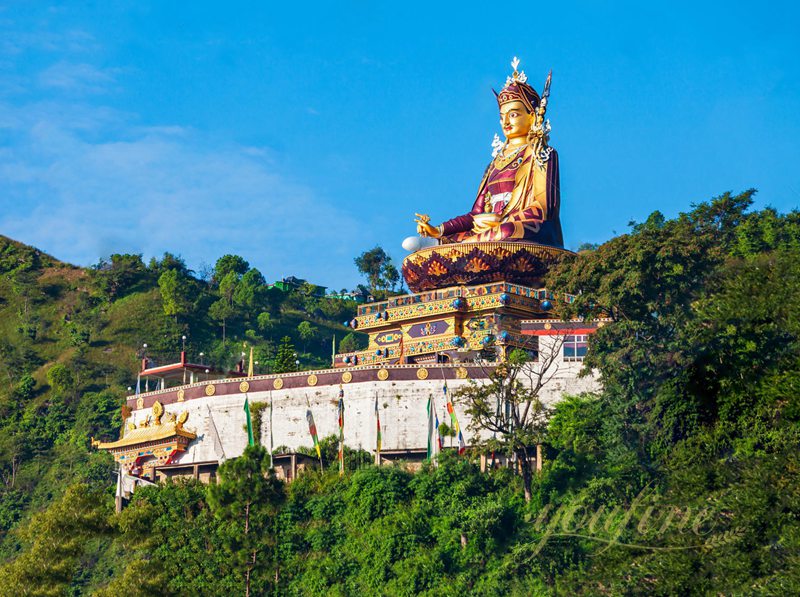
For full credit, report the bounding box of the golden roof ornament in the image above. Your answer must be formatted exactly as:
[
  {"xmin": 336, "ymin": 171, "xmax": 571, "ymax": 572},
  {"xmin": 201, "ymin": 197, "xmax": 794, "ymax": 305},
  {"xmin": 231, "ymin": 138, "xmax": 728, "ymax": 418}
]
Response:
[
  {"xmin": 152, "ymin": 400, "xmax": 164, "ymax": 425},
  {"xmin": 92, "ymin": 408, "xmax": 195, "ymax": 451}
]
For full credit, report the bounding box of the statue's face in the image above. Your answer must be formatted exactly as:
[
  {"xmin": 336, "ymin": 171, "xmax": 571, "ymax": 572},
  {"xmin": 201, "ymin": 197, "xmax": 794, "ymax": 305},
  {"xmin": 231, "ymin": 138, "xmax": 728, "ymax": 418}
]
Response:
[{"xmin": 499, "ymin": 101, "xmax": 533, "ymax": 141}]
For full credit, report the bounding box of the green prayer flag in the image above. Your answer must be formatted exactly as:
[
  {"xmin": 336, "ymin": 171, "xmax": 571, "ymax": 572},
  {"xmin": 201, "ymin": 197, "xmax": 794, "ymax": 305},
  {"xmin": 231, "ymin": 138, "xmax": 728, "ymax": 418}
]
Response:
[{"xmin": 244, "ymin": 397, "xmax": 254, "ymax": 446}]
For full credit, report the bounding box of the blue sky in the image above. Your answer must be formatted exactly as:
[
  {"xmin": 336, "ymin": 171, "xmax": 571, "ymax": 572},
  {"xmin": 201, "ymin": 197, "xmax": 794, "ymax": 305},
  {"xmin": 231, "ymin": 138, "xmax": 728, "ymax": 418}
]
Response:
[{"xmin": 1, "ymin": 1, "xmax": 798, "ymax": 289}]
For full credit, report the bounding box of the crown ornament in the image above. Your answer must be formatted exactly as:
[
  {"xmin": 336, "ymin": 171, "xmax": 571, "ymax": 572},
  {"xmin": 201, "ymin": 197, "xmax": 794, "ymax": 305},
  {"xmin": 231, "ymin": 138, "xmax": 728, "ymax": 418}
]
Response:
[{"xmin": 505, "ymin": 56, "xmax": 528, "ymax": 86}]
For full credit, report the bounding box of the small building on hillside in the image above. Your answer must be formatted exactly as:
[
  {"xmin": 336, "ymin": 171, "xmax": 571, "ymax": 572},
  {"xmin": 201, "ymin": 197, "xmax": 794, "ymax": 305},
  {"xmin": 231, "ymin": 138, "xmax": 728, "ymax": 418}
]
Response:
[{"xmin": 268, "ymin": 276, "xmax": 328, "ymax": 297}]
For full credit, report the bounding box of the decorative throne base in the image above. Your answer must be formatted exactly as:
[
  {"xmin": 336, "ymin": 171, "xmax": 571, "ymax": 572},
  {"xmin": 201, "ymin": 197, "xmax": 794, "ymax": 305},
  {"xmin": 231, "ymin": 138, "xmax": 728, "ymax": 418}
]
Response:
[{"xmin": 401, "ymin": 241, "xmax": 573, "ymax": 293}]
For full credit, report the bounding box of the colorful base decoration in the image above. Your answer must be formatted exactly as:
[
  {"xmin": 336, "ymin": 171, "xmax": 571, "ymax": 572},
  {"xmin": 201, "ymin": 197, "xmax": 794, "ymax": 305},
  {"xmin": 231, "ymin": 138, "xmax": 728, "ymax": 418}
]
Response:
[
  {"xmin": 334, "ymin": 278, "xmax": 576, "ymax": 367},
  {"xmin": 402, "ymin": 241, "xmax": 573, "ymax": 292}
]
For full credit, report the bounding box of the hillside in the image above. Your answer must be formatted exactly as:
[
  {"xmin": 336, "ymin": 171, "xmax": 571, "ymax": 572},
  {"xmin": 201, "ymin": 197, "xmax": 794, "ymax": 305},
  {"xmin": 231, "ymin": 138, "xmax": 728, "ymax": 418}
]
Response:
[
  {"xmin": 1, "ymin": 193, "xmax": 800, "ymax": 595},
  {"xmin": 0, "ymin": 239, "xmax": 363, "ymax": 554}
]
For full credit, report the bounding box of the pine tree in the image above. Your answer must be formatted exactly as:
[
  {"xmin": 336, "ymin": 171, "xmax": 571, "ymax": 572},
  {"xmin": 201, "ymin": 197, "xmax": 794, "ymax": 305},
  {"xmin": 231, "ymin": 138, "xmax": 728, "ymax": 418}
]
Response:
[
  {"xmin": 207, "ymin": 445, "xmax": 284, "ymax": 597},
  {"xmin": 271, "ymin": 336, "xmax": 297, "ymax": 373}
]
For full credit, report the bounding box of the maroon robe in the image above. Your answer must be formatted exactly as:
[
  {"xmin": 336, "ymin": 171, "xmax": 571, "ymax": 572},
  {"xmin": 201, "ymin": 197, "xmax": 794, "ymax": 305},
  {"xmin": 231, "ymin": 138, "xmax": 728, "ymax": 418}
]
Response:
[{"xmin": 441, "ymin": 146, "xmax": 563, "ymax": 248}]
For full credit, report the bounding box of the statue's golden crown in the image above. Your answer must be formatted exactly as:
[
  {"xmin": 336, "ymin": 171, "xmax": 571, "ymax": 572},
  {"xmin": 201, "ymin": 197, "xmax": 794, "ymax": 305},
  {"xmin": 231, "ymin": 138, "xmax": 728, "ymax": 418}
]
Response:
[{"xmin": 495, "ymin": 57, "xmax": 541, "ymax": 113}]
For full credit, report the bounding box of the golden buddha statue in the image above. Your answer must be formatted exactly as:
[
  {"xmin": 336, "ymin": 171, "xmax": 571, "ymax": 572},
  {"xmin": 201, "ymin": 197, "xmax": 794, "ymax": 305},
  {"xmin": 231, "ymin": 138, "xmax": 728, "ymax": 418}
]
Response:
[{"xmin": 414, "ymin": 58, "xmax": 563, "ymax": 248}]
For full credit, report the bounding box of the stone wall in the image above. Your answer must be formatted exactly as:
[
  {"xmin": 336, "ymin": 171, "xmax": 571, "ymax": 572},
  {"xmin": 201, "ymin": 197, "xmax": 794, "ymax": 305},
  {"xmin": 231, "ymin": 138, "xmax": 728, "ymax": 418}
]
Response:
[{"xmin": 127, "ymin": 341, "xmax": 600, "ymax": 467}]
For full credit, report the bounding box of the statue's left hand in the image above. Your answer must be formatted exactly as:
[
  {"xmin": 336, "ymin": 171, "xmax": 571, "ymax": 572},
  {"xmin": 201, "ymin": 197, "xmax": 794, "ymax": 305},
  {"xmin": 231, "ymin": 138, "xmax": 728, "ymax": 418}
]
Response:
[{"xmin": 472, "ymin": 213, "xmax": 502, "ymax": 233}]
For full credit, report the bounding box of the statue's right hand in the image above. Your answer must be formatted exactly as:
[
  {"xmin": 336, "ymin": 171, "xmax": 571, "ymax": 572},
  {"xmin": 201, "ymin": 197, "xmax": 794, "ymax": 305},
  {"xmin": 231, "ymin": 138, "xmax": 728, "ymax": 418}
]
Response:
[
  {"xmin": 414, "ymin": 214, "xmax": 442, "ymax": 238},
  {"xmin": 417, "ymin": 222, "xmax": 442, "ymax": 238}
]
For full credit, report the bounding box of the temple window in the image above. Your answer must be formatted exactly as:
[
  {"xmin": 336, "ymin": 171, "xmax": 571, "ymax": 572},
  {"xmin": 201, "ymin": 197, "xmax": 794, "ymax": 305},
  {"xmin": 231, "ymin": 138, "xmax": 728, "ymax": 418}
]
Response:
[{"xmin": 563, "ymin": 335, "xmax": 588, "ymax": 362}]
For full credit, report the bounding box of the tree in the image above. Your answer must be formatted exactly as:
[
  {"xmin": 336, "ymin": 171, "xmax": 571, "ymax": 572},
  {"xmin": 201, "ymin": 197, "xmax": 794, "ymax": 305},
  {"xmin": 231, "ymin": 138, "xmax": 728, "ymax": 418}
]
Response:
[
  {"xmin": 208, "ymin": 445, "xmax": 284, "ymax": 597},
  {"xmin": 297, "ymin": 321, "xmax": 318, "ymax": 352},
  {"xmin": 354, "ymin": 246, "xmax": 400, "ymax": 293},
  {"xmin": 158, "ymin": 269, "xmax": 194, "ymax": 323},
  {"xmin": 338, "ymin": 332, "xmax": 363, "ymax": 354},
  {"xmin": 234, "ymin": 268, "xmax": 267, "ymax": 309},
  {"xmin": 209, "ymin": 271, "xmax": 239, "ymax": 343},
  {"xmin": 98, "ymin": 481, "xmax": 233, "ymax": 596},
  {"xmin": 257, "ymin": 312, "xmax": 274, "ymax": 332},
  {"xmin": 148, "ymin": 252, "xmax": 190, "ymax": 276},
  {"xmin": 456, "ymin": 342, "xmax": 566, "ymax": 502},
  {"xmin": 93, "ymin": 253, "xmax": 147, "ymax": 300},
  {"xmin": 46, "ymin": 364, "xmax": 74, "ymax": 396},
  {"xmin": 209, "ymin": 299, "xmax": 235, "ymax": 345},
  {"xmin": 214, "ymin": 254, "xmax": 249, "ymax": 284},
  {"xmin": 383, "ymin": 262, "xmax": 400, "ymax": 291},
  {"xmin": 0, "ymin": 484, "xmax": 111, "ymax": 594},
  {"xmin": 299, "ymin": 281, "xmax": 321, "ymax": 297},
  {"xmin": 272, "ymin": 337, "xmax": 297, "ymax": 373},
  {"xmin": 546, "ymin": 190, "xmax": 758, "ymax": 459}
]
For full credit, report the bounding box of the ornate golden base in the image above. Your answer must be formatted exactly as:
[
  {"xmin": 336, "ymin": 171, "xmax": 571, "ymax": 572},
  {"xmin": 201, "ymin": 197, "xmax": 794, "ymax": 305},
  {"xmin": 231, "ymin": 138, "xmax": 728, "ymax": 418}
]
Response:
[{"xmin": 402, "ymin": 241, "xmax": 573, "ymax": 292}]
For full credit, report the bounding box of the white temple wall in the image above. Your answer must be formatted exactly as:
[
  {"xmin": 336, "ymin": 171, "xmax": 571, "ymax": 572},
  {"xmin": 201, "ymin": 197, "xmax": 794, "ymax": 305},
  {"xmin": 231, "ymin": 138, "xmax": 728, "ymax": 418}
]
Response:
[{"xmin": 128, "ymin": 357, "xmax": 600, "ymax": 465}]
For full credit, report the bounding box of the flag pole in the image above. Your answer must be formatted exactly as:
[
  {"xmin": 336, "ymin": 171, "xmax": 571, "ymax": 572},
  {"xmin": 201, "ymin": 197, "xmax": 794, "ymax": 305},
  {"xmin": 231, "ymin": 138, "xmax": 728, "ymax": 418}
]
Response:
[
  {"xmin": 269, "ymin": 390, "xmax": 274, "ymax": 469},
  {"xmin": 338, "ymin": 385, "xmax": 345, "ymax": 476},
  {"xmin": 374, "ymin": 391, "xmax": 382, "ymax": 466}
]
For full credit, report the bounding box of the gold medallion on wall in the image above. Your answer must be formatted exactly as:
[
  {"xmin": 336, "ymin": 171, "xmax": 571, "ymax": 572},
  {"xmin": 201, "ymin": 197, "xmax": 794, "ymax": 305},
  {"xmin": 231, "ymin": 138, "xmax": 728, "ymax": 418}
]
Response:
[
  {"xmin": 456, "ymin": 366, "xmax": 469, "ymax": 379},
  {"xmin": 136, "ymin": 396, "xmax": 144, "ymax": 409},
  {"xmin": 416, "ymin": 367, "xmax": 429, "ymax": 380},
  {"xmin": 377, "ymin": 368, "xmax": 389, "ymax": 381},
  {"xmin": 205, "ymin": 384, "xmax": 216, "ymax": 396},
  {"xmin": 239, "ymin": 381, "xmax": 250, "ymax": 393},
  {"xmin": 273, "ymin": 378, "xmax": 284, "ymax": 390},
  {"xmin": 341, "ymin": 371, "xmax": 353, "ymax": 384},
  {"xmin": 307, "ymin": 374, "xmax": 318, "ymax": 387},
  {"xmin": 177, "ymin": 389, "xmax": 185, "ymax": 402}
]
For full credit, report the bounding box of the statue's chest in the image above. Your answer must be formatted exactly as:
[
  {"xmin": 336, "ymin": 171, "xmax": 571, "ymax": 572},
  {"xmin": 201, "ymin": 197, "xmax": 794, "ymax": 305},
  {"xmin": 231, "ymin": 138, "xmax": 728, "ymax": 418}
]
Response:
[{"xmin": 486, "ymin": 153, "xmax": 526, "ymax": 194}]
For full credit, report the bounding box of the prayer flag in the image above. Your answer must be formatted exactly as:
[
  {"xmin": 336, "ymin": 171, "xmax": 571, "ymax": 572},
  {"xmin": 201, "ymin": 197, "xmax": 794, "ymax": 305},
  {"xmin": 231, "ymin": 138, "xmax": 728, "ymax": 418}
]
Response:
[
  {"xmin": 435, "ymin": 409, "xmax": 444, "ymax": 450},
  {"xmin": 426, "ymin": 396, "xmax": 440, "ymax": 460},
  {"xmin": 244, "ymin": 397, "xmax": 254, "ymax": 446},
  {"xmin": 247, "ymin": 346, "xmax": 254, "ymax": 377},
  {"xmin": 444, "ymin": 383, "xmax": 466, "ymax": 455},
  {"xmin": 306, "ymin": 408, "xmax": 321, "ymax": 460}
]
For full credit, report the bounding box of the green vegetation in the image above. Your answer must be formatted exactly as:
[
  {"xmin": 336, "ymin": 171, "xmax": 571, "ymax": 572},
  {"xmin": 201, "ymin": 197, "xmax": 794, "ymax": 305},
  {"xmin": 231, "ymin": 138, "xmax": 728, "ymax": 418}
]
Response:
[
  {"xmin": 2, "ymin": 192, "xmax": 800, "ymax": 594},
  {"xmin": 0, "ymin": 237, "xmax": 361, "ymax": 566},
  {"xmin": 354, "ymin": 245, "xmax": 401, "ymax": 297}
]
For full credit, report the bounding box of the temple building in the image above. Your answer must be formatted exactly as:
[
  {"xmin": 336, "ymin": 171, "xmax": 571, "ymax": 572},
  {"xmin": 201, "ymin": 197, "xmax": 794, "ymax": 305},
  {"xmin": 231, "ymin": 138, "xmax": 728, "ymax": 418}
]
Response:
[{"xmin": 94, "ymin": 58, "xmax": 604, "ymax": 492}]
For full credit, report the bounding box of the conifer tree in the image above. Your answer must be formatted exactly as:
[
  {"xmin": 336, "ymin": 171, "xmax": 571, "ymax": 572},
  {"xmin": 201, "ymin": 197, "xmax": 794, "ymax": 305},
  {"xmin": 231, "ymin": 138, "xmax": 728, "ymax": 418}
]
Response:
[
  {"xmin": 271, "ymin": 336, "xmax": 297, "ymax": 373},
  {"xmin": 208, "ymin": 445, "xmax": 284, "ymax": 597}
]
